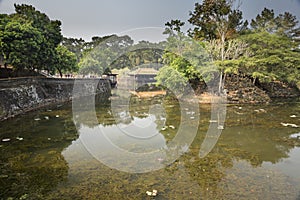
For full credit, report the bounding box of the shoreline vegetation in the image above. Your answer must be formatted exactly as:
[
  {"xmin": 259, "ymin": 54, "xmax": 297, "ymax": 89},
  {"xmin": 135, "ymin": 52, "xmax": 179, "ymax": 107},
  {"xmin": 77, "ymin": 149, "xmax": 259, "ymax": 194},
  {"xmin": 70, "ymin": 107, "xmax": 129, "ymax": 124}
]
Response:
[{"xmin": 0, "ymin": 1, "xmax": 299, "ymax": 119}]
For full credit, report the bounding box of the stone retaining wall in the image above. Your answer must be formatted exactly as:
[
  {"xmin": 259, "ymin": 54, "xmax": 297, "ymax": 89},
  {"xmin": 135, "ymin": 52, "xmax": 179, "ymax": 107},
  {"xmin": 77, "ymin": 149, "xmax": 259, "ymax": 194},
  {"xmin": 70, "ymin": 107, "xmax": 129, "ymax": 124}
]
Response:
[
  {"xmin": 0, "ymin": 77, "xmax": 111, "ymax": 120},
  {"xmin": 224, "ymin": 75, "xmax": 271, "ymax": 104},
  {"xmin": 259, "ymin": 81, "xmax": 300, "ymax": 98}
]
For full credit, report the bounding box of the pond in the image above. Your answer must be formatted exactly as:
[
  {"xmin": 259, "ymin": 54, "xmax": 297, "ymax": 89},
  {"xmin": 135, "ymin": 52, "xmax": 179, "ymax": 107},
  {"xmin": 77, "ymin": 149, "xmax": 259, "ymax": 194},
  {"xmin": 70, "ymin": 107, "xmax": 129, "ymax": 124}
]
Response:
[{"xmin": 0, "ymin": 95, "xmax": 300, "ymax": 199}]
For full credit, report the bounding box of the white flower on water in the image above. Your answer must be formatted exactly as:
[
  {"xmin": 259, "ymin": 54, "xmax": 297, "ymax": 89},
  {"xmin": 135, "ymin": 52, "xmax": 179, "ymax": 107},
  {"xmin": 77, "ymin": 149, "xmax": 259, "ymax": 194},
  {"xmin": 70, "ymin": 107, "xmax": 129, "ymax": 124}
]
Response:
[
  {"xmin": 146, "ymin": 190, "xmax": 158, "ymax": 197},
  {"xmin": 169, "ymin": 125, "xmax": 175, "ymax": 129},
  {"xmin": 281, "ymin": 122, "xmax": 299, "ymax": 128}
]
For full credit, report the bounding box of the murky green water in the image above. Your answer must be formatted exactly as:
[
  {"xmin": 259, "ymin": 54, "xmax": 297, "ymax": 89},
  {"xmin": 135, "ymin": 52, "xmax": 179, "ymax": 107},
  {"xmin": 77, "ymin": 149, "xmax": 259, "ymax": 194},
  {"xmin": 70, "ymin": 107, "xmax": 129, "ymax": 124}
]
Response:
[{"xmin": 0, "ymin": 95, "xmax": 300, "ymax": 199}]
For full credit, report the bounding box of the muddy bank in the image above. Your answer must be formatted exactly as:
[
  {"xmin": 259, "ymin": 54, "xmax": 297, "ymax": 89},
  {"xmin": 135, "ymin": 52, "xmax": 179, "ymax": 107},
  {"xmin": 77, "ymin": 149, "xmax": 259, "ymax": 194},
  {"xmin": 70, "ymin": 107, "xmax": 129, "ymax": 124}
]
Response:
[{"xmin": 0, "ymin": 77, "xmax": 111, "ymax": 120}]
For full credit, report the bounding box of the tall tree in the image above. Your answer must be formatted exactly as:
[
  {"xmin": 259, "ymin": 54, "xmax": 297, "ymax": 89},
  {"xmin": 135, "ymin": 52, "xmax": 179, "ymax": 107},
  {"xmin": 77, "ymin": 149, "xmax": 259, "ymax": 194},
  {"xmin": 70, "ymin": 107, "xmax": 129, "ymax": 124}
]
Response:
[
  {"xmin": 251, "ymin": 8, "xmax": 300, "ymax": 41},
  {"xmin": 1, "ymin": 16, "xmax": 43, "ymax": 70},
  {"xmin": 13, "ymin": 4, "xmax": 62, "ymax": 70},
  {"xmin": 0, "ymin": 4, "xmax": 63, "ymax": 72},
  {"xmin": 250, "ymin": 8, "xmax": 276, "ymax": 33},
  {"xmin": 188, "ymin": 0, "xmax": 245, "ymax": 41},
  {"xmin": 188, "ymin": 0, "xmax": 246, "ymax": 93}
]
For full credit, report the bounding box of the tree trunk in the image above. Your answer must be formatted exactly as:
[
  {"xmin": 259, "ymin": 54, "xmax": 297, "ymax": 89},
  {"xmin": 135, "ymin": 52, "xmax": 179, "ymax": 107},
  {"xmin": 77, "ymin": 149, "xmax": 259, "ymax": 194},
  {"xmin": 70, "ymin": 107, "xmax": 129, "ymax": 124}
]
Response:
[
  {"xmin": 218, "ymin": 71, "xmax": 223, "ymax": 95},
  {"xmin": 219, "ymin": 32, "xmax": 226, "ymax": 95},
  {"xmin": 222, "ymin": 72, "xmax": 227, "ymax": 90},
  {"xmin": 59, "ymin": 70, "xmax": 63, "ymax": 78}
]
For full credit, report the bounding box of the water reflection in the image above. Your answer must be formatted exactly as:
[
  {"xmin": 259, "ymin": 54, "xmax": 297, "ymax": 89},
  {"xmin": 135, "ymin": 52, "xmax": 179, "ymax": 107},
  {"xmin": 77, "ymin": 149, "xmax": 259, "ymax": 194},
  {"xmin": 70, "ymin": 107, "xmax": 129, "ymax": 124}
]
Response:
[
  {"xmin": 0, "ymin": 107, "xmax": 74, "ymax": 199},
  {"xmin": 75, "ymin": 95, "xmax": 199, "ymax": 173},
  {"xmin": 0, "ymin": 98, "xmax": 299, "ymax": 199}
]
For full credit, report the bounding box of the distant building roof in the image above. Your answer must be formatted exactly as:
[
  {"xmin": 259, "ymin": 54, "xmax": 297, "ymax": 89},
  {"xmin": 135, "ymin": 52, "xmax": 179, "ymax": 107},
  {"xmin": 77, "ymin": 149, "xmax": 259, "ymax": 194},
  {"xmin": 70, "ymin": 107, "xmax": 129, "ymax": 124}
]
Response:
[{"xmin": 128, "ymin": 68, "xmax": 158, "ymax": 76}]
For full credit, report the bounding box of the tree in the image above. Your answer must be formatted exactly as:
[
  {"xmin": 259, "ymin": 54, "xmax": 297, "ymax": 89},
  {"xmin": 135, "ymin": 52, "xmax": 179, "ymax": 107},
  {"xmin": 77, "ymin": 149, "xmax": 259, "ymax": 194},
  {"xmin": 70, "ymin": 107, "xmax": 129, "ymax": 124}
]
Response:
[
  {"xmin": 164, "ymin": 19, "xmax": 185, "ymax": 36},
  {"xmin": 241, "ymin": 31, "xmax": 300, "ymax": 85},
  {"xmin": 1, "ymin": 16, "xmax": 43, "ymax": 70},
  {"xmin": 78, "ymin": 54, "xmax": 103, "ymax": 76},
  {"xmin": 13, "ymin": 4, "xmax": 62, "ymax": 71},
  {"xmin": 52, "ymin": 45, "xmax": 78, "ymax": 77},
  {"xmin": 156, "ymin": 64, "xmax": 189, "ymax": 94},
  {"xmin": 276, "ymin": 12, "xmax": 300, "ymax": 40},
  {"xmin": 205, "ymin": 38, "xmax": 248, "ymax": 79},
  {"xmin": 156, "ymin": 30, "xmax": 217, "ymax": 94},
  {"xmin": 0, "ymin": 4, "xmax": 63, "ymax": 73},
  {"xmin": 61, "ymin": 37, "xmax": 86, "ymax": 62},
  {"xmin": 0, "ymin": 14, "xmax": 9, "ymax": 68},
  {"xmin": 78, "ymin": 35, "xmax": 134, "ymax": 75},
  {"xmin": 247, "ymin": 9, "xmax": 300, "ymax": 86},
  {"xmin": 188, "ymin": 0, "xmax": 245, "ymax": 41},
  {"xmin": 188, "ymin": 0, "xmax": 247, "ymax": 94},
  {"xmin": 123, "ymin": 41, "xmax": 165, "ymax": 69},
  {"xmin": 250, "ymin": 8, "xmax": 276, "ymax": 33},
  {"xmin": 251, "ymin": 8, "xmax": 300, "ymax": 41}
]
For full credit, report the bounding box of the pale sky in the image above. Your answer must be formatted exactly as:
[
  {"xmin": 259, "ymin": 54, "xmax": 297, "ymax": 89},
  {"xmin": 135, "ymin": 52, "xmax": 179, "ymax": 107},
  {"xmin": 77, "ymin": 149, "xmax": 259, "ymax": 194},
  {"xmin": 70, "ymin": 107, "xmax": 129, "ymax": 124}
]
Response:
[{"xmin": 1, "ymin": 0, "xmax": 300, "ymax": 42}]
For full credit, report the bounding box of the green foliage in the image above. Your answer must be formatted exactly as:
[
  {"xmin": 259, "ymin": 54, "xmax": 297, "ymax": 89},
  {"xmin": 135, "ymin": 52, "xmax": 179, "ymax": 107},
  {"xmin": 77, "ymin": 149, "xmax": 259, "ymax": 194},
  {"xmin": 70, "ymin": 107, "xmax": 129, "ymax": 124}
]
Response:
[
  {"xmin": 164, "ymin": 19, "xmax": 185, "ymax": 36},
  {"xmin": 156, "ymin": 32, "xmax": 219, "ymax": 93},
  {"xmin": 155, "ymin": 65, "xmax": 189, "ymax": 94},
  {"xmin": 13, "ymin": 4, "xmax": 62, "ymax": 70},
  {"xmin": 52, "ymin": 45, "xmax": 78, "ymax": 77},
  {"xmin": 1, "ymin": 17, "xmax": 43, "ymax": 70},
  {"xmin": 78, "ymin": 35, "xmax": 134, "ymax": 75},
  {"xmin": 185, "ymin": 2, "xmax": 300, "ymax": 89},
  {"xmin": 61, "ymin": 37, "xmax": 86, "ymax": 62},
  {"xmin": 0, "ymin": 2, "xmax": 298, "ymax": 89},
  {"xmin": 77, "ymin": 35, "xmax": 166, "ymax": 75},
  {"xmin": 188, "ymin": 0, "xmax": 245, "ymax": 40},
  {"xmin": 78, "ymin": 55, "xmax": 103, "ymax": 75},
  {"xmin": 0, "ymin": 4, "xmax": 67, "ymax": 74},
  {"xmin": 250, "ymin": 8, "xmax": 300, "ymax": 40},
  {"xmin": 250, "ymin": 8, "xmax": 276, "ymax": 32},
  {"xmin": 125, "ymin": 41, "xmax": 165, "ymax": 68},
  {"xmin": 240, "ymin": 31, "xmax": 300, "ymax": 84}
]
